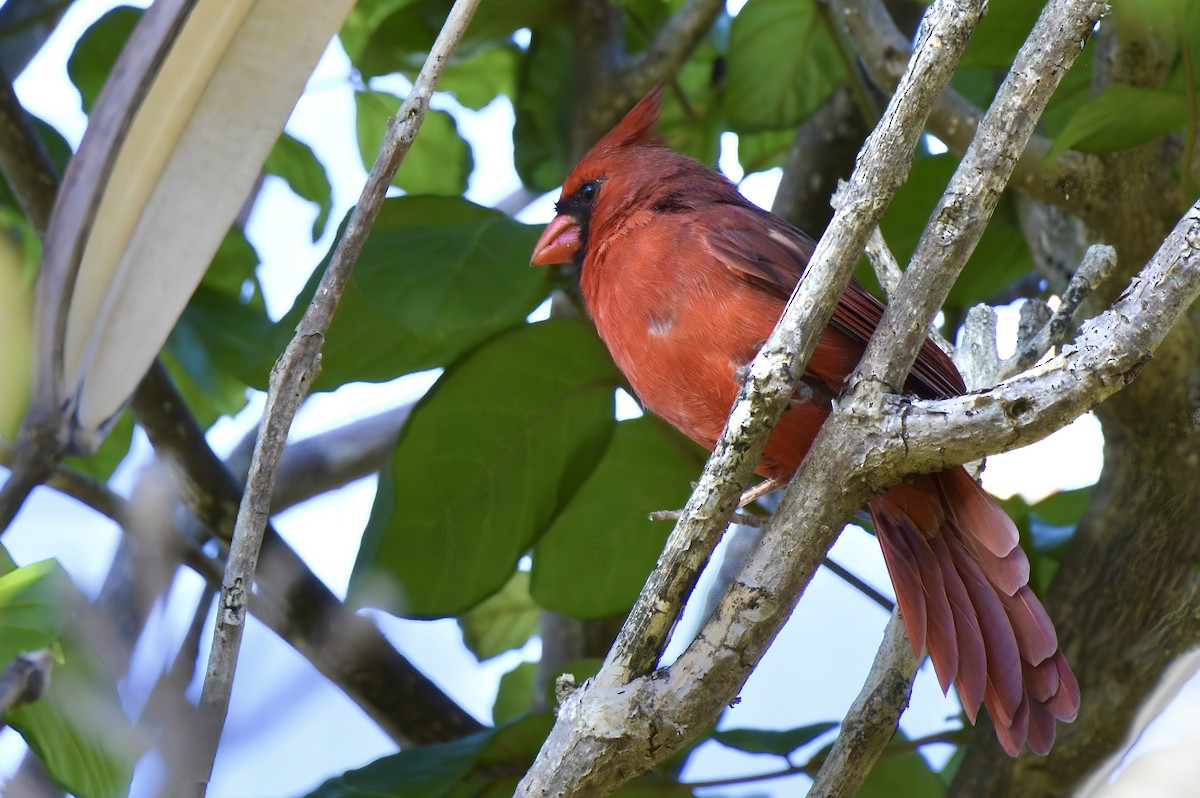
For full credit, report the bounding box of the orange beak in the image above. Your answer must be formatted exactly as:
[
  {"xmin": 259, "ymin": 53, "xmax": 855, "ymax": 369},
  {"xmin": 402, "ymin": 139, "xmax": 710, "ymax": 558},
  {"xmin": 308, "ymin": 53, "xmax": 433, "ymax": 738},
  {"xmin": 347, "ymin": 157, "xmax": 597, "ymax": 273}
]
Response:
[{"xmin": 530, "ymin": 214, "xmax": 582, "ymax": 266}]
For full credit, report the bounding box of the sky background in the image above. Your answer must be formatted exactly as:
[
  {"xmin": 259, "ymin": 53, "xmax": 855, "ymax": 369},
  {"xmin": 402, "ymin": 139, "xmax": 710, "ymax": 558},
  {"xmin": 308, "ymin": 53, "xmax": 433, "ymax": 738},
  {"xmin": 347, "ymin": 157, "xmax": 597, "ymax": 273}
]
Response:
[{"xmin": 1, "ymin": 1, "xmax": 1196, "ymax": 796}]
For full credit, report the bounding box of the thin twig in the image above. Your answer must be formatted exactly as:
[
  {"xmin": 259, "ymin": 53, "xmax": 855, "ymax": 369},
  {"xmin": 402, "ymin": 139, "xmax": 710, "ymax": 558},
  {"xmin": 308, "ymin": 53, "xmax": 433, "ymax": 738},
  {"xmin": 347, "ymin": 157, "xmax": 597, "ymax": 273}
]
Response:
[
  {"xmin": 187, "ymin": 2, "xmax": 483, "ymax": 791},
  {"xmin": 821, "ymin": 557, "xmax": 894, "ymax": 612}
]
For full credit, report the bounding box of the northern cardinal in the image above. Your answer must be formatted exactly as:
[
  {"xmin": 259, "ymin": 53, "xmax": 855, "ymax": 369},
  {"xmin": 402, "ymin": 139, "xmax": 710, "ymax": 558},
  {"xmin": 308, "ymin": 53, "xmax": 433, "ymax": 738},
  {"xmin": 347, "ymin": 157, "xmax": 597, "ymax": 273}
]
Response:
[{"xmin": 530, "ymin": 88, "xmax": 1079, "ymax": 756}]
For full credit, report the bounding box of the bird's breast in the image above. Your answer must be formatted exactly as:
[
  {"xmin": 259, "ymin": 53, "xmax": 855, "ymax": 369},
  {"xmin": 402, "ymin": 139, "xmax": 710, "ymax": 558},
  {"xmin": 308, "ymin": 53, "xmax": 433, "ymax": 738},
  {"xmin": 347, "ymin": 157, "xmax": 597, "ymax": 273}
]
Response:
[{"xmin": 588, "ymin": 267, "xmax": 779, "ymax": 453}]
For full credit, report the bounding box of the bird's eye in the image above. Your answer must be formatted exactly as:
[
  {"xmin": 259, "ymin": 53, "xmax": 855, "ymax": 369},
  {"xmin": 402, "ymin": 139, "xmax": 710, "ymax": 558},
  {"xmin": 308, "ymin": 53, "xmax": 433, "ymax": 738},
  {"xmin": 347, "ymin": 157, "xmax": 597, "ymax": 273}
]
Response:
[{"xmin": 578, "ymin": 181, "xmax": 599, "ymax": 204}]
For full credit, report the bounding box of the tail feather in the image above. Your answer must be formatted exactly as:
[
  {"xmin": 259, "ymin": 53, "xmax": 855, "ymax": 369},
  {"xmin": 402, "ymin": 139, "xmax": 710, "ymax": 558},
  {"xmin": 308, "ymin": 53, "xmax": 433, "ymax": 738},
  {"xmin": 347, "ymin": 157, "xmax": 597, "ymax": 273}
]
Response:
[
  {"xmin": 887, "ymin": 513, "xmax": 959, "ymax": 692},
  {"xmin": 1002, "ymin": 586, "xmax": 1058, "ymax": 664},
  {"xmin": 928, "ymin": 533, "xmax": 987, "ymax": 714},
  {"xmin": 876, "ymin": 510, "xmax": 931, "ymax": 677},
  {"xmin": 868, "ymin": 468, "xmax": 1080, "ymax": 757}
]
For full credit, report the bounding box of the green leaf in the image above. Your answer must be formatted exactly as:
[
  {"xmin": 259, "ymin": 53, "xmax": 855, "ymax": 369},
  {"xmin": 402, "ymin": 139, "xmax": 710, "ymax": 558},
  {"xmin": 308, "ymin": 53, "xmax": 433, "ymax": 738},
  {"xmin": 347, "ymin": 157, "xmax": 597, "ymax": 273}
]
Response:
[
  {"xmin": 725, "ymin": 0, "xmax": 844, "ymax": 132},
  {"xmin": 858, "ymin": 747, "xmax": 945, "ymax": 798},
  {"xmin": 306, "ymin": 715, "xmax": 554, "ymax": 798},
  {"xmin": 439, "ymin": 45, "xmax": 518, "ymax": 111},
  {"xmin": 356, "ymin": 92, "xmax": 473, "ymax": 195},
  {"xmin": 163, "ymin": 229, "xmax": 267, "ymax": 427},
  {"xmin": 492, "ymin": 661, "xmax": 537, "ymax": 725},
  {"xmin": 959, "ymin": 0, "xmax": 1045, "ymax": 68},
  {"xmin": 876, "ymin": 155, "xmax": 1035, "ymax": 314},
  {"xmin": 459, "ymin": 570, "xmax": 539, "ymax": 661},
  {"xmin": 306, "ymin": 728, "xmax": 491, "ymax": 797},
  {"xmin": 341, "ymin": 0, "xmax": 423, "ymax": 64},
  {"xmin": 0, "ymin": 542, "xmax": 16, "ymax": 574},
  {"xmin": 250, "ymin": 197, "xmax": 552, "ymax": 391},
  {"xmin": 738, "ymin": 128, "xmax": 795, "ymax": 175},
  {"xmin": 264, "ymin": 133, "xmax": 334, "ymax": 240},
  {"xmin": 513, "ymin": 21, "xmax": 574, "ymax": 191},
  {"xmin": 353, "ymin": 319, "xmax": 619, "ymax": 618},
  {"xmin": 1047, "ymin": 84, "xmax": 1188, "ymax": 161},
  {"xmin": 711, "ymin": 722, "xmax": 839, "ymax": 758},
  {"xmin": 1031, "ymin": 487, "xmax": 1092, "ymax": 526},
  {"xmin": 352, "ymin": 0, "xmax": 560, "ymax": 80},
  {"xmin": 531, "ymin": 418, "xmax": 704, "ymax": 619},
  {"xmin": 66, "ymin": 6, "xmax": 142, "ymax": 113},
  {"xmin": 0, "ymin": 560, "xmax": 71, "ymax": 662},
  {"xmin": 7, "ymin": 634, "xmax": 135, "ymax": 798}
]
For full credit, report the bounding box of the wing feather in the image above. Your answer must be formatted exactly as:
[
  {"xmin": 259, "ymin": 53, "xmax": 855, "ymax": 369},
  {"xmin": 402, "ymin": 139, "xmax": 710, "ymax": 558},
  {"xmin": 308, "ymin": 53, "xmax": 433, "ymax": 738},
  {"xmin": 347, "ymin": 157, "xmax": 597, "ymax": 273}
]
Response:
[{"xmin": 702, "ymin": 203, "xmax": 964, "ymax": 398}]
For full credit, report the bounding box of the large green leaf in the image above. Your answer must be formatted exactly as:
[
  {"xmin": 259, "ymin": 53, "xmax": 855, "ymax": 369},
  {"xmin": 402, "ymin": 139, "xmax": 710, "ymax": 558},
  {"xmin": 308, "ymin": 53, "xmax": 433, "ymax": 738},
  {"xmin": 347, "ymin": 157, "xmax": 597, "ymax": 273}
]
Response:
[
  {"xmin": 876, "ymin": 155, "xmax": 1035, "ymax": 314},
  {"xmin": 354, "ymin": 319, "xmax": 619, "ymax": 618},
  {"xmin": 352, "ymin": 0, "xmax": 560, "ymax": 79},
  {"xmin": 341, "ymin": 0, "xmax": 423, "ymax": 65},
  {"xmin": 458, "ymin": 569, "xmax": 539, "ymax": 661},
  {"xmin": 438, "ymin": 45, "xmax": 518, "ymax": 111},
  {"xmin": 959, "ymin": 0, "xmax": 1045, "ymax": 68},
  {"xmin": 248, "ymin": 196, "xmax": 552, "ymax": 391},
  {"xmin": 725, "ymin": 0, "xmax": 844, "ymax": 132},
  {"xmin": 66, "ymin": 5, "xmax": 142, "ymax": 113},
  {"xmin": 7, "ymin": 635, "xmax": 135, "ymax": 798},
  {"xmin": 513, "ymin": 20, "xmax": 575, "ymax": 191},
  {"xmin": 165, "ymin": 229, "xmax": 267, "ymax": 426},
  {"xmin": 531, "ymin": 417, "xmax": 704, "ymax": 619},
  {"xmin": 1047, "ymin": 84, "xmax": 1188, "ymax": 160},
  {"xmin": 306, "ymin": 727, "xmax": 490, "ymax": 798},
  {"xmin": 264, "ymin": 133, "xmax": 334, "ymax": 240},
  {"xmin": 305, "ymin": 715, "xmax": 554, "ymax": 798},
  {"xmin": 738, "ymin": 128, "xmax": 795, "ymax": 176},
  {"xmin": 355, "ymin": 92, "xmax": 473, "ymax": 195},
  {"xmin": 858, "ymin": 746, "xmax": 945, "ymax": 798},
  {"xmin": 0, "ymin": 559, "xmax": 71, "ymax": 661},
  {"xmin": 492, "ymin": 661, "xmax": 537, "ymax": 725},
  {"xmin": 0, "ymin": 562, "xmax": 134, "ymax": 798},
  {"xmin": 711, "ymin": 722, "xmax": 839, "ymax": 758}
]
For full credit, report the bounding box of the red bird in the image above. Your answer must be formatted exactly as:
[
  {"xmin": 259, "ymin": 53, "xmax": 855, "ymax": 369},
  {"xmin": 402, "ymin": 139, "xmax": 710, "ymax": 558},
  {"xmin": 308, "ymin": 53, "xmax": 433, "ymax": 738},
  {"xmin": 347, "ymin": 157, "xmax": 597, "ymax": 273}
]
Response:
[{"xmin": 530, "ymin": 88, "xmax": 1079, "ymax": 756}]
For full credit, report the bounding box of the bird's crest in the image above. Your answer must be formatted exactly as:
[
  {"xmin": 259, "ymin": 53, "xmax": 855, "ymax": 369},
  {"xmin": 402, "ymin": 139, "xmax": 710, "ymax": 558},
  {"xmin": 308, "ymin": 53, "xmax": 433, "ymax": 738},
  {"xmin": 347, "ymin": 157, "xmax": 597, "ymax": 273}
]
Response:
[{"xmin": 592, "ymin": 86, "xmax": 665, "ymax": 154}]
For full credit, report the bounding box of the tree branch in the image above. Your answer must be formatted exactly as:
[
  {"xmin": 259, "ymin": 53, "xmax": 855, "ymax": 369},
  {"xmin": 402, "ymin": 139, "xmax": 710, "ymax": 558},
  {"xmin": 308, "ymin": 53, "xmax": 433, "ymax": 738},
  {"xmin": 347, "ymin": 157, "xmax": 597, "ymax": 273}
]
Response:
[
  {"xmin": 576, "ymin": 0, "xmax": 726, "ymax": 148},
  {"xmin": 851, "ymin": 0, "xmax": 1104, "ymax": 398},
  {"xmin": 0, "ymin": 442, "xmax": 130, "ymax": 524},
  {"xmin": 131, "ymin": 364, "xmax": 482, "ymax": 749},
  {"xmin": 884, "ymin": 203, "xmax": 1200, "ymax": 481},
  {"xmin": 188, "ymin": 4, "xmax": 484, "ymax": 788},
  {"xmin": 223, "ymin": 403, "xmax": 411, "ymax": 514},
  {"xmin": 771, "ymin": 85, "xmax": 872, "ymax": 236},
  {"xmin": 828, "ymin": 0, "xmax": 1108, "ymax": 220},
  {"xmin": 516, "ymin": 3, "xmax": 985, "ymax": 795}
]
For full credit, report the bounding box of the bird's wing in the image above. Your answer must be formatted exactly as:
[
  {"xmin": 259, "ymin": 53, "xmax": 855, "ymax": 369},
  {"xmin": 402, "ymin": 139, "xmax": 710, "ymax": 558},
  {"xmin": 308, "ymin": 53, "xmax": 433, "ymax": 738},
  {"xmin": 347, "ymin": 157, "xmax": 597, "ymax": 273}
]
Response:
[{"xmin": 703, "ymin": 202, "xmax": 965, "ymax": 398}]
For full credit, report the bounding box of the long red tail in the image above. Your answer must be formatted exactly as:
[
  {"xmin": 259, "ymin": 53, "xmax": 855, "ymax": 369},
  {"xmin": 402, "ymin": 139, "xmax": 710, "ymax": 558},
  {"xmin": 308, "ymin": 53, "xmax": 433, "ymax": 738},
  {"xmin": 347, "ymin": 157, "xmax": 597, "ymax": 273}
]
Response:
[{"xmin": 869, "ymin": 468, "xmax": 1080, "ymax": 755}]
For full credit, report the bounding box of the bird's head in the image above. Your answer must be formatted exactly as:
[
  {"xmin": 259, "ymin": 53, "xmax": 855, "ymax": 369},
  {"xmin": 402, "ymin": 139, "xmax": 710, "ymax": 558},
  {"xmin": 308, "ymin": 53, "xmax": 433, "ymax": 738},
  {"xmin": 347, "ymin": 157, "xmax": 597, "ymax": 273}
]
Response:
[{"xmin": 530, "ymin": 86, "xmax": 667, "ymax": 267}]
